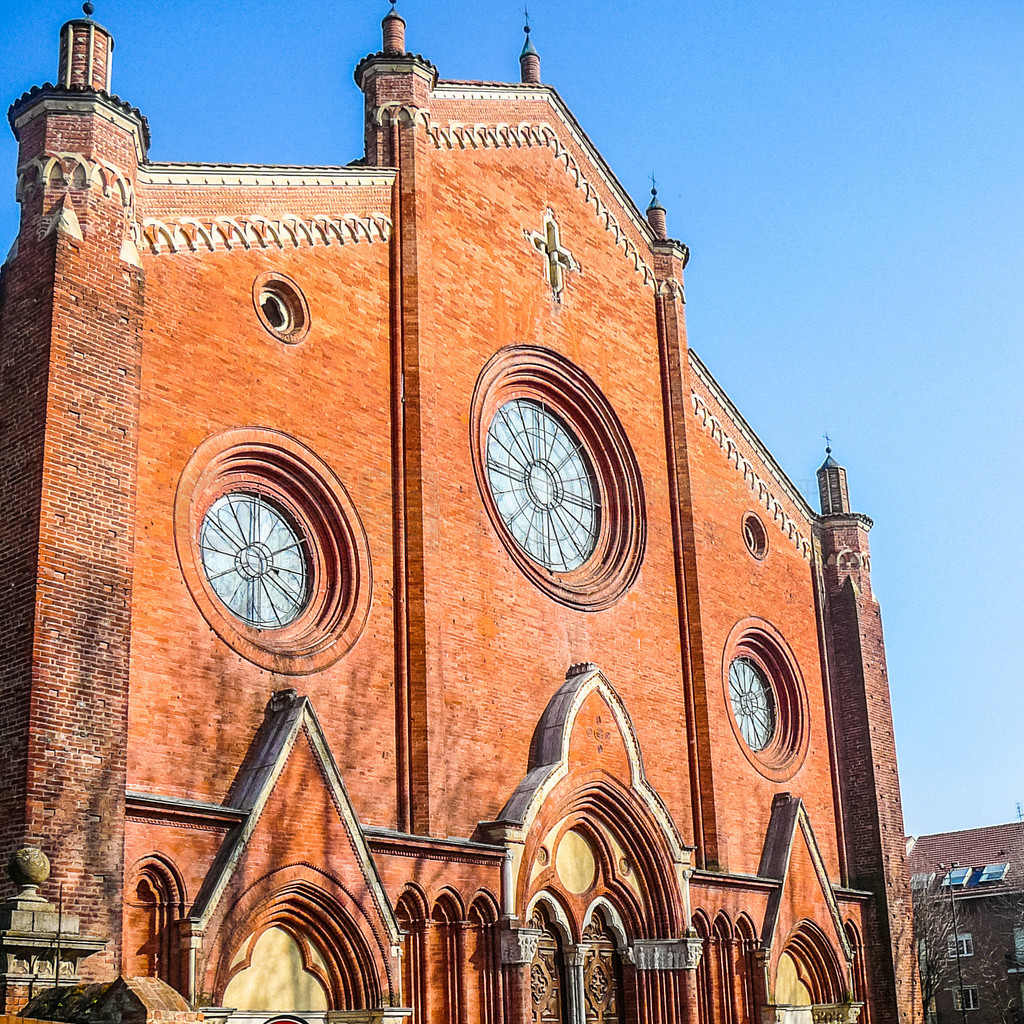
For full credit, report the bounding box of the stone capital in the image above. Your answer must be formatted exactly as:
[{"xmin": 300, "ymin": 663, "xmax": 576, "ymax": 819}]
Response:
[
  {"xmin": 631, "ymin": 936, "xmax": 704, "ymax": 971},
  {"xmin": 500, "ymin": 926, "xmax": 542, "ymax": 965}
]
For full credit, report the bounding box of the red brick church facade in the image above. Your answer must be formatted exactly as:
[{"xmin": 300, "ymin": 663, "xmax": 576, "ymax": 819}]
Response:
[{"xmin": 0, "ymin": 8, "xmax": 918, "ymax": 1024}]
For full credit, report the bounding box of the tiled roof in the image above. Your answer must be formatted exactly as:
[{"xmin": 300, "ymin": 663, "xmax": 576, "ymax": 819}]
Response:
[{"xmin": 907, "ymin": 822, "xmax": 1024, "ymax": 894}]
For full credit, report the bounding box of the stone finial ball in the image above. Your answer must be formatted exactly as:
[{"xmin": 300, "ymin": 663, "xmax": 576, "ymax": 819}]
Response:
[{"xmin": 9, "ymin": 847, "xmax": 50, "ymax": 889}]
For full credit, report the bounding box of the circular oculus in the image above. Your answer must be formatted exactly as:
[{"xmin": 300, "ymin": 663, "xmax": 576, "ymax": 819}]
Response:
[
  {"xmin": 728, "ymin": 656, "xmax": 775, "ymax": 752},
  {"xmin": 485, "ymin": 398, "xmax": 599, "ymax": 572},
  {"xmin": 199, "ymin": 492, "xmax": 309, "ymax": 629}
]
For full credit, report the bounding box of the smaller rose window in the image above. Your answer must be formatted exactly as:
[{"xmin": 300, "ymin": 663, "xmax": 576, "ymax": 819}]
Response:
[
  {"xmin": 728, "ymin": 657, "xmax": 775, "ymax": 751},
  {"xmin": 199, "ymin": 492, "xmax": 309, "ymax": 629}
]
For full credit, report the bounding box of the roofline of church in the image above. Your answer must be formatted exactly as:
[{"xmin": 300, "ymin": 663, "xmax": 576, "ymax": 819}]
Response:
[
  {"xmin": 689, "ymin": 348, "xmax": 818, "ymax": 524},
  {"xmin": 136, "ymin": 163, "xmax": 396, "ymax": 189},
  {"xmin": 430, "ymin": 80, "xmax": 661, "ymax": 250}
]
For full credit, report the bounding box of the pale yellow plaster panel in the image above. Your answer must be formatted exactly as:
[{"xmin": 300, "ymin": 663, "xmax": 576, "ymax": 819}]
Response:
[
  {"xmin": 775, "ymin": 952, "xmax": 812, "ymax": 1006},
  {"xmin": 556, "ymin": 829, "xmax": 596, "ymax": 895},
  {"xmin": 222, "ymin": 926, "xmax": 329, "ymax": 1012}
]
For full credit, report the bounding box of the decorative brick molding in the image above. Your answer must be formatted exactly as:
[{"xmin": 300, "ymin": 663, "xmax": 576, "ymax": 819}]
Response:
[
  {"xmin": 690, "ymin": 387, "xmax": 813, "ymax": 560},
  {"xmin": 140, "ymin": 211, "xmax": 392, "ymax": 255},
  {"xmin": 16, "ymin": 151, "xmax": 135, "ymax": 209},
  {"xmin": 16, "ymin": 151, "xmax": 139, "ymax": 261},
  {"xmin": 426, "ymin": 117, "xmax": 658, "ymax": 288}
]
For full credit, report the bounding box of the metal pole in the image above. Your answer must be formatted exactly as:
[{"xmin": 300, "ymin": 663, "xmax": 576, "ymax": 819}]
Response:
[{"xmin": 946, "ymin": 863, "xmax": 968, "ymax": 1024}]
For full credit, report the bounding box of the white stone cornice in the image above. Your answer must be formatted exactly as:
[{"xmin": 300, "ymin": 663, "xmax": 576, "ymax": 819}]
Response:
[
  {"xmin": 631, "ymin": 937, "xmax": 704, "ymax": 971},
  {"xmin": 499, "ymin": 926, "xmax": 542, "ymax": 965},
  {"xmin": 137, "ymin": 164, "xmax": 396, "ymax": 189}
]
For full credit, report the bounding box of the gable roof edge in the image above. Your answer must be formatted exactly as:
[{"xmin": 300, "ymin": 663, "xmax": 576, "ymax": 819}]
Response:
[
  {"xmin": 432, "ymin": 81, "xmax": 660, "ymax": 252},
  {"xmin": 186, "ymin": 695, "xmax": 400, "ymax": 947}
]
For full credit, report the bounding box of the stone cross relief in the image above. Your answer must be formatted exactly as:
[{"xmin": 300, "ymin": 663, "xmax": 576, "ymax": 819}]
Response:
[{"xmin": 527, "ymin": 211, "xmax": 580, "ymax": 301}]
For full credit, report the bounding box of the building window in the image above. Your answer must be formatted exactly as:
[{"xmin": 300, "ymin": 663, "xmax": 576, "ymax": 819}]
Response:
[
  {"xmin": 1013, "ymin": 926, "xmax": 1024, "ymax": 967},
  {"xmin": 947, "ymin": 933, "xmax": 974, "ymax": 958},
  {"xmin": 470, "ymin": 345, "xmax": 646, "ymax": 611},
  {"xmin": 742, "ymin": 512, "xmax": 768, "ymax": 559},
  {"xmin": 953, "ymin": 986, "xmax": 980, "ymax": 1011},
  {"xmin": 978, "ymin": 862, "xmax": 1009, "ymax": 883},
  {"xmin": 200, "ymin": 492, "xmax": 309, "ymax": 628},
  {"xmin": 253, "ymin": 273, "xmax": 310, "ymax": 343},
  {"xmin": 485, "ymin": 398, "xmax": 599, "ymax": 572},
  {"xmin": 175, "ymin": 427, "xmax": 373, "ymax": 674},
  {"xmin": 721, "ymin": 618, "xmax": 809, "ymax": 781},
  {"xmin": 728, "ymin": 657, "xmax": 775, "ymax": 751},
  {"xmin": 942, "ymin": 867, "xmax": 971, "ymax": 887}
]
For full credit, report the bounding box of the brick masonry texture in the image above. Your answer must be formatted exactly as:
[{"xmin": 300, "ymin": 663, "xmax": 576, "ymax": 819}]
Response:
[{"xmin": 0, "ymin": 14, "xmax": 917, "ymax": 1024}]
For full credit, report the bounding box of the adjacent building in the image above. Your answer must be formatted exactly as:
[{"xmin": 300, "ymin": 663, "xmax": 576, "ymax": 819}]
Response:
[{"xmin": 908, "ymin": 824, "xmax": 1024, "ymax": 1024}]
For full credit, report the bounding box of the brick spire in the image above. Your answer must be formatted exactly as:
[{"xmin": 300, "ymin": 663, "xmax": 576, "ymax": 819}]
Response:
[
  {"xmin": 520, "ymin": 11, "xmax": 541, "ymax": 84},
  {"xmin": 58, "ymin": 3, "xmax": 114, "ymax": 92},
  {"xmin": 646, "ymin": 177, "xmax": 668, "ymax": 240},
  {"xmin": 816, "ymin": 442, "xmax": 851, "ymax": 515},
  {"xmin": 382, "ymin": 0, "xmax": 406, "ymax": 55}
]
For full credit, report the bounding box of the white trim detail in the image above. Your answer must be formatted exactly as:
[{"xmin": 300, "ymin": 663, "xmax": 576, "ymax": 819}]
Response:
[
  {"xmin": 524, "ymin": 891, "xmax": 575, "ymax": 945},
  {"xmin": 137, "ymin": 164, "xmax": 396, "ymax": 189},
  {"xmin": 690, "ymin": 388, "xmax": 813, "ymax": 560},
  {"xmin": 432, "ymin": 82, "xmax": 656, "ymax": 249}
]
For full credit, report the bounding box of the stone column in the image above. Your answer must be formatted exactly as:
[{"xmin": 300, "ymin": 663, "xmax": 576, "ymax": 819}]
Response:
[{"xmin": 499, "ymin": 923, "xmax": 541, "ymax": 1024}]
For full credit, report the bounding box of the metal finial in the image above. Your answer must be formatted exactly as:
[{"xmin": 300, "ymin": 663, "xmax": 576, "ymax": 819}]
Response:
[
  {"xmin": 824, "ymin": 431, "xmax": 832, "ymax": 455},
  {"xmin": 650, "ymin": 173, "xmax": 658, "ymax": 200},
  {"xmin": 524, "ymin": 6, "xmax": 531, "ymax": 34},
  {"xmin": 83, "ymin": 1, "xmax": 95, "ymax": 16}
]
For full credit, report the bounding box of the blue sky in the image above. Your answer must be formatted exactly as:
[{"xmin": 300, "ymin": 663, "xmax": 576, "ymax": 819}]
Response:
[{"xmin": 1, "ymin": 0, "xmax": 1021, "ymax": 838}]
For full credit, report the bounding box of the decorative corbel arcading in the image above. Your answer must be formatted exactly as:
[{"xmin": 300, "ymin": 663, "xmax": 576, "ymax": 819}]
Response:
[
  {"xmin": 140, "ymin": 211, "xmax": 392, "ymax": 256},
  {"xmin": 691, "ymin": 390, "xmax": 813, "ymax": 560},
  {"xmin": 418, "ymin": 115, "xmax": 658, "ymax": 290},
  {"xmin": 373, "ymin": 101, "xmax": 430, "ymax": 126}
]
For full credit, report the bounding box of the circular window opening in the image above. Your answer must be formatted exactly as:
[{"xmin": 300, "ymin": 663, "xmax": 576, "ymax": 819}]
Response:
[
  {"xmin": 485, "ymin": 398, "xmax": 599, "ymax": 572},
  {"xmin": 175, "ymin": 428, "xmax": 372, "ymax": 674},
  {"xmin": 253, "ymin": 273, "xmax": 310, "ymax": 344},
  {"xmin": 199, "ymin": 492, "xmax": 309, "ymax": 629},
  {"xmin": 722, "ymin": 618, "xmax": 809, "ymax": 781},
  {"xmin": 742, "ymin": 512, "xmax": 768, "ymax": 560},
  {"xmin": 470, "ymin": 346, "xmax": 645, "ymax": 611},
  {"xmin": 728, "ymin": 657, "xmax": 774, "ymax": 751}
]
